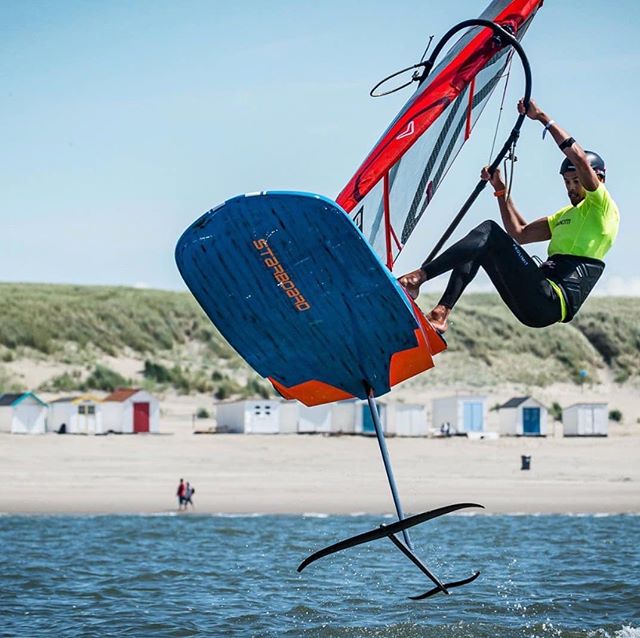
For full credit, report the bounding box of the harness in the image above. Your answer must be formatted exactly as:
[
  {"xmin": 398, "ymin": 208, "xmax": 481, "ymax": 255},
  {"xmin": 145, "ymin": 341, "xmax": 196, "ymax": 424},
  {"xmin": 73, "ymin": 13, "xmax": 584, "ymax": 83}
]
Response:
[{"xmin": 540, "ymin": 254, "xmax": 605, "ymax": 322}]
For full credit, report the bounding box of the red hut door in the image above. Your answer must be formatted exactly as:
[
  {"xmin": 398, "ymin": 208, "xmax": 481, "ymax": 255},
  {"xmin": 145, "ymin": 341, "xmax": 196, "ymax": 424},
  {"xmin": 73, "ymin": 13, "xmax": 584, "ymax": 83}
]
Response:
[{"xmin": 133, "ymin": 402, "xmax": 150, "ymax": 433}]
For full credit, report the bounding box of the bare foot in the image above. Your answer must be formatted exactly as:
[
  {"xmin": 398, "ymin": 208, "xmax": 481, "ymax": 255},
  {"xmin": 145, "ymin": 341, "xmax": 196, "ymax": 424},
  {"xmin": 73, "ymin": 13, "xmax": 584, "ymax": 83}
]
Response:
[
  {"xmin": 427, "ymin": 304, "xmax": 451, "ymax": 333},
  {"xmin": 398, "ymin": 269, "xmax": 427, "ymax": 300}
]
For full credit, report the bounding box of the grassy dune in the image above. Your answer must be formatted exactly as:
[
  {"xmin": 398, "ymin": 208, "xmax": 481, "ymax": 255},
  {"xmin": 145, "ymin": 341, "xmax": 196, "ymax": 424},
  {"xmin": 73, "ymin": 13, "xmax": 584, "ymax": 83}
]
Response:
[
  {"xmin": 0, "ymin": 283, "xmax": 230, "ymax": 356},
  {"xmin": 415, "ymin": 293, "xmax": 640, "ymax": 386},
  {"xmin": 0, "ymin": 283, "xmax": 638, "ymax": 392}
]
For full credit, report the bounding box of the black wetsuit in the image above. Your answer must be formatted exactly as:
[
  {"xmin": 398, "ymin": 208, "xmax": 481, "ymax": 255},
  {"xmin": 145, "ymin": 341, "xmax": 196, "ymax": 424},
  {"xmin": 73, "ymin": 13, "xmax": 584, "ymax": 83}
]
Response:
[{"xmin": 420, "ymin": 220, "xmax": 604, "ymax": 327}]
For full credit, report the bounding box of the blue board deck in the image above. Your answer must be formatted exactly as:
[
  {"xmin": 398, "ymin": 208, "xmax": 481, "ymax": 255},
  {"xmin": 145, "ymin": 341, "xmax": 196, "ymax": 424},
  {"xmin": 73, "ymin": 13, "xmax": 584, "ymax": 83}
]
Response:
[{"xmin": 175, "ymin": 192, "xmax": 440, "ymax": 405}]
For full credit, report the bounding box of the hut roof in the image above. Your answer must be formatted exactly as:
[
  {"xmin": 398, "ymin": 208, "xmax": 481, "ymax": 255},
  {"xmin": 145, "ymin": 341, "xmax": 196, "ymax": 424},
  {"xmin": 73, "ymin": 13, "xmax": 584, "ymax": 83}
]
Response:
[
  {"xmin": 51, "ymin": 394, "xmax": 103, "ymax": 404},
  {"xmin": 0, "ymin": 393, "xmax": 23, "ymax": 406},
  {"xmin": 500, "ymin": 396, "xmax": 531, "ymax": 409},
  {"xmin": 564, "ymin": 402, "xmax": 608, "ymax": 410},
  {"xmin": 0, "ymin": 392, "xmax": 48, "ymax": 407},
  {"xmin": 104, "ymin": 388, "xmax": 141, "ymax": 402}
]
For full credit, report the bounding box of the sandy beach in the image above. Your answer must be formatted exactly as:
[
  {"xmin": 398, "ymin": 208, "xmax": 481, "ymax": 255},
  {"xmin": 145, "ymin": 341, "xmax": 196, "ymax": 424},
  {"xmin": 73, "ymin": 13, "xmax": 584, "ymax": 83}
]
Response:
[{"xmin": 1, "ymin": 425, "xmax": 638, "ymax": 515}]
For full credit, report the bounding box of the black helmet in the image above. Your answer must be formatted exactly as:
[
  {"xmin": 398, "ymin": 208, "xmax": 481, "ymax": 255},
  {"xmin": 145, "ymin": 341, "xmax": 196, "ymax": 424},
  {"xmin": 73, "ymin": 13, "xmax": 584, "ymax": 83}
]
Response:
[{"xmin": 560, "ymin": 150, "xmax": 606, "ymax": 177}]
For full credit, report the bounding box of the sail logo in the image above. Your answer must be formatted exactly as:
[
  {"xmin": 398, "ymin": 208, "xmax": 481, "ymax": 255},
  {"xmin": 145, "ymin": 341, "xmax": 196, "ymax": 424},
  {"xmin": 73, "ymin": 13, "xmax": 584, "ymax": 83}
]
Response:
[
  {"xmin": 396, "ymin": 121, "xmax": 415, "ymax": 140},
  {"xmin": 511, "ymin": 243, "xmax": 529, "ymax": 266},
  {"xmin": 253, "ymin": 239, "xmax": 311, "ymax": 312}
]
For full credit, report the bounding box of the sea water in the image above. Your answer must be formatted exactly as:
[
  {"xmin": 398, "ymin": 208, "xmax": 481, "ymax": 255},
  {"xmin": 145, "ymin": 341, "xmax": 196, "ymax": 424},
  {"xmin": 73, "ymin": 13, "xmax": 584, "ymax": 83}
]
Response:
[{"xmin": 1, "ymin": 513, "xmax": 638, "ymax": 637}]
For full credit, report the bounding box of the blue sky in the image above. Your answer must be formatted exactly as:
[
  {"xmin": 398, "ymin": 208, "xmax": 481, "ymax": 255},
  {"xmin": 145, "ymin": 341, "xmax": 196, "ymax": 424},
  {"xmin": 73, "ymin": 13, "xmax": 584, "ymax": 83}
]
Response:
[{"xmin": 2, "ymin": 0, "xmax": 639, "ymax": 293}]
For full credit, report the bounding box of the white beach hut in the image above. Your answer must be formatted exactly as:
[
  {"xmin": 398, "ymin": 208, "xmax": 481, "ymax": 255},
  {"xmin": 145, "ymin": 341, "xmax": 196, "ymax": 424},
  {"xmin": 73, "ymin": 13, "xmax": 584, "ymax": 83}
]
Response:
[
  {"xmin": 333, "ymin": 400, "xmax": 427, "ymax": 437},
  {"xmin": 49, "ymin": 395, "xmax": 104, "ymax": 434},
  {"xmin": 562, "ymin": 403, "xmax": 608, "ymax": 437},
  {"xmin": 330, "ymin": 400, "xmax": 359, "ymax": 434},
  {"xmin": 499, "ymin": 396, "xmax": 548, "ymax": 436},
  {"xmin": 431, "ymin": 395, "xmax": 487, "ymax": 435},
  {"xmin": 214, "ymin": 398, "xmax": 427, "ymax": 436},
  {"xmin": 102, "ymin": 389, "xmax": 160, "ymax": 434},
  {"xmin": 215, "ymin": 399, "xmax": 297, "ymax": 433},
  {"xmin": 0, "ymin": 392, "xmax": 48, "ymax": 434},
  {"xmin": 385, "ymin": 402, "xmax": 428, "ymax": 437},
  {"xmin": 298, "ymin": 403, "xmax": 332, "ymax": 434}
]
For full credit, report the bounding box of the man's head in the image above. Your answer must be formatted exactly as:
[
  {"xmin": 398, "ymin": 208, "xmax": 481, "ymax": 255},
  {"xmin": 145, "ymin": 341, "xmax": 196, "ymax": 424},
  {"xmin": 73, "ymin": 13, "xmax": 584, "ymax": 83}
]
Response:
[{"xmin": 560, "ymin": 151, "xmax": 606, "ymax": 206}]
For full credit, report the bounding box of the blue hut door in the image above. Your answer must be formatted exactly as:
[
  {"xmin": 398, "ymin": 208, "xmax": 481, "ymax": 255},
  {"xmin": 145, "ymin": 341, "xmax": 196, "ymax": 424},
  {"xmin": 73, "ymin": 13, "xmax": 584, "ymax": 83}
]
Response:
[
  {"xmin": 463, "ymin": 402, "xmax": 483, "ymax": 432},
  {"xmin": 522, "ymin": 407, "xmax": 541, "ymax": 435},
  {"xmin": 362, "ymin": 402, "xmax": 384, "ymax": 433}
]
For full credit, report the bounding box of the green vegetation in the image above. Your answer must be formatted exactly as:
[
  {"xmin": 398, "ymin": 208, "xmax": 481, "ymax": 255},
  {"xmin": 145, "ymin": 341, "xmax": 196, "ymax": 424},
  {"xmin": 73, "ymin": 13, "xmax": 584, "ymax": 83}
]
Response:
[
  {"xmin": 1, "ymin": 283, "xmax": 639, "ymax": 395},
  {"xmin": 84, "ymin": 364, "xmax": 129, "ymax": 392},
  {"xmin": 571, "ymin": 298, "xmax": 640, "ymax": 383},
  {"xmin": 214, "ymin": 378, "xmax": 243, "ymax": 401},
  {"xmin": 245, "ymin": 377, "xmax": 272, "ymax": 399},
  {"xmin": 42, "ymin": 364, "xmax": 130, "ymax": 393},
  {"xmin": 0, "ymin": 282, "xmax": 232, "ymax": 358},
  {"xmin": 196, "ymin": 407, "xmax": 210, "ymax": 419},
  {"xmin": 143, "ymin": 360, "xmax": 209, "ymax": 394},
  {"xmin": 550, "ymin": 401, "xmax": 563, "ymax": 422},
  {"xmin": 0, "ymin": 364, "xmax": 21, "ymax": 393},
  {"xmin": 143, "ymin": 360, "xmax": 174, "ymax": 384},
  {"xmin": 43, "ymin": 370, "xmax": 83, "ymax": 392}
]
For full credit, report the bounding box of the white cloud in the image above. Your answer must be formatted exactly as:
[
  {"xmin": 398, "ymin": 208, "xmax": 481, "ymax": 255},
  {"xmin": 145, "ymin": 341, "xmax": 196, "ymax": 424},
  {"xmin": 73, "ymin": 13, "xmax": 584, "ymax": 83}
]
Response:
[{"xmin": 594, "ymin": 276, "xmax": 640, "ymax": 297}]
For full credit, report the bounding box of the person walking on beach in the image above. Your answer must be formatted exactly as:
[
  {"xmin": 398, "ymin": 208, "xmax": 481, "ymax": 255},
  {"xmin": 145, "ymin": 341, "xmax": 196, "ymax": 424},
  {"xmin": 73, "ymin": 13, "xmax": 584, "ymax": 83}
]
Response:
[
  {"xmin": 184, "ymin": 482, "xmax": 195, "ymax": 510},
  {"xmin": 399, "ymin": 98, "xmax": 619, "ymax": 333},
  {"xmin": 176, "ymin": 478, "xmax": 186, "ymax": 511}
]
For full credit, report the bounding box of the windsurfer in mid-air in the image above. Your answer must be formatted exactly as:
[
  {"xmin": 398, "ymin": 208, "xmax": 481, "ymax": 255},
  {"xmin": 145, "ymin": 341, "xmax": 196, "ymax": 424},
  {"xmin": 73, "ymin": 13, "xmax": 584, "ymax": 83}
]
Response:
[{"xmin": 399, "ymin": 98, "xmax": 619, "ymax": 333}]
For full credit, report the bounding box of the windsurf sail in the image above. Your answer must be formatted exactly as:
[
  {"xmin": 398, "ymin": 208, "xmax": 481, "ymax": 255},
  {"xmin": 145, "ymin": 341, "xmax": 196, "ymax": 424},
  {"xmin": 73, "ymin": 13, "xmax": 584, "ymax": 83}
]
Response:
[{"xmin": 337, "ymin": 0, "xmax": 544, "ymax": 269}]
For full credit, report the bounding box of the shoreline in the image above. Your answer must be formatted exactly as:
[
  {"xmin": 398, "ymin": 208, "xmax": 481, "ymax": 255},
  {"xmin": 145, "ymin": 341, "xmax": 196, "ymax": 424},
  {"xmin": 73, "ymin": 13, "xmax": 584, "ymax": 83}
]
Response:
[{"xmin": 2, "ymin": 509, "xmax": 639, "ymax": 517}]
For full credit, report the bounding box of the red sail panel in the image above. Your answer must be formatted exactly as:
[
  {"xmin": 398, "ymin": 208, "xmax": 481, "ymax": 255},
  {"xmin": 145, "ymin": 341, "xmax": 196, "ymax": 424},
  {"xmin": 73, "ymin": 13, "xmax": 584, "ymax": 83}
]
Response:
[{"xmin": 337, "ymin": 0, "xmax": 542, "ymax": 262}]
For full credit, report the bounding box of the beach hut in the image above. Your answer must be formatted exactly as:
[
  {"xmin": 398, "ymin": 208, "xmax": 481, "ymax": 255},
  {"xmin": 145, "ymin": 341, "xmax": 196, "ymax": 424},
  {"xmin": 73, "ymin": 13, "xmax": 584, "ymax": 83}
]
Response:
[
  {"xmin": 360, "ymin": 400, "xmax": 388, "ymax": 435},
  {"xmin": 431, "ymin": 395, "xmax": 487, "ymax": 435},
  {"xmin": 48, "ymin": 395, "xmax": 104, "ymax": 434},
  {"xmin": 298, "ymin": 403, "xmax": 332, "ymax": 434},
  {"xmin": 330, "ymin": 400, "xmax": 359, "ymax": 434},
  {"xmin": 333, "ymin": 400, "xmax": 427, "ymax": 437},
  {"xmin": 385, "ymin": 402, "xmax": 428, "ymax": 437},
  {"xmin": 215, "ymin": 399, "xmax": 297, "ymax": 434},
  {"xmin": 0, "ymin": 392, "xmax": 48, "ymax": 434},
  {"xmin": 102, "ymin": 389, "xmax": 160, "ymax": 434},
  {"xmin": 562, "ymin": 403, "xmax": 608, "ymax": 437},
  {"xmin": 214, "ymin": 398, "xmax": 427, "ymax": 436},
  {"xmin": 498, "ymin": 396, "xmax": 548, "ymax": 436}
]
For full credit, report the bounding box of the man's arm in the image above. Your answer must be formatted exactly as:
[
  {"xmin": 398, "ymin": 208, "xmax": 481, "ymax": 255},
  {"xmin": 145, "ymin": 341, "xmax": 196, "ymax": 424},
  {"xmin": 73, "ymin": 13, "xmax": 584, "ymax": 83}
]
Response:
[
  {"xmin": 518, "ymin": 99, "xmax": 600, "ymax": 192},
  {"xmin": 517, "ymin": 217, "xmax": 553, "ymax": 244},
  {"xmin": 481, "ymin": 166, "xmax": 551, "ymax": 244}
]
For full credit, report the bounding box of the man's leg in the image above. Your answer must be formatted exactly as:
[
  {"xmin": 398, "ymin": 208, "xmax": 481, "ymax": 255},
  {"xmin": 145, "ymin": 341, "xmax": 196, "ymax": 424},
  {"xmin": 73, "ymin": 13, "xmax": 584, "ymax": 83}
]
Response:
[
  {"xmin": 426, "ymin": 261, "xmax": 480, "ymax": 331},
  {"xmin": 399, "ymin": 220, "xmax": 509, "ymax": 329},
  {"xmin": 480, "ymin": 245, "xmax": 562, "ymax": 328},
  {"xmin": 400, "ymin": 220, "xmax": 562, "ymax": 329},
  {"xmin": 399, "ymin": 220, "xmax": 500, "ymax": 299}
]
